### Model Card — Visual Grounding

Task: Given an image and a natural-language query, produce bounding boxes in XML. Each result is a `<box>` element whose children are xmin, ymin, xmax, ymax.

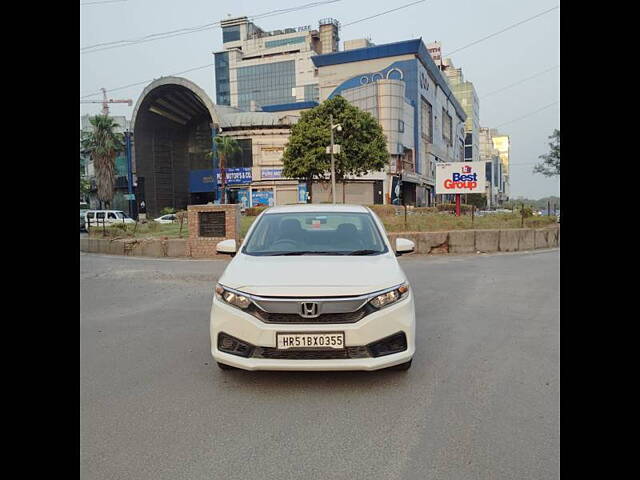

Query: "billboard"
<box><xmin>435</xmin><ymin>162</ymin><xmax>486</xmax><ymax>194</ymax></box>
<box><xmin>189</xmin><ymin>168</ymin><xmax>252</xmax><ymax>192</ymax></box>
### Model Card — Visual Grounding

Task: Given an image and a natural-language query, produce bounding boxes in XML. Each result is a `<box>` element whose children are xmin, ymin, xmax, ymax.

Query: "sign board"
<box><xmin>325</xmin><ymin>145</ymin><xmax>341</xmax><ymax>154</ymax></box>
<box><xmin>123</xmin><ymin>194</ymin><xmax>135</xmax><ymax>200</ymax></box>
<box><xmin>261</xmin><ymin>168</ymin><xmax>284</xmax><ymax>179</ymax></box>
<box><xmin>251</xmin><ymin>190</ymin><xmax>274</xmax><ymax>207</ymax></box>
<box><xmin>297</xmin><ymin>183</ymin><xmax>308</xmax><ymax>203</ymax></box>
<box><xmin>435</xmin><ymin>162</ymin><xmax>486</xmax><ymax>194</ymax></box>
<box><xmin>189</xmin><ymin>168</ymin><xmax>252</xmax><ymax>192</ymax></box>
<box><xmin>199</xmin><ymin>211</ymin><xmax>226</xmax><ymax>237</ymax></box>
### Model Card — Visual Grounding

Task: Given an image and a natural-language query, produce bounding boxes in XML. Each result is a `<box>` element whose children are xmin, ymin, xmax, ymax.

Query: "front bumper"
<box><xmin>210</xmin><ymin>291</ymin><xmax>416</xmax><ymax>371</ymax></box>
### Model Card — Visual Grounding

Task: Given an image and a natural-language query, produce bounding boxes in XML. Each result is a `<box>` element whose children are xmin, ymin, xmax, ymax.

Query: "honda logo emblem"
<box><xmin>300</xmin><ymin>302</ymin><xmax>319</xmax><ymax>318</ymax></box>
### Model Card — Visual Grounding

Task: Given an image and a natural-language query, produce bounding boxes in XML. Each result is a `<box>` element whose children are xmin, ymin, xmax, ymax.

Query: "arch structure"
<box><xmin>131</xmin><ymin>76</ymin><xmax>224</xmax><ymax>216</ymax></box>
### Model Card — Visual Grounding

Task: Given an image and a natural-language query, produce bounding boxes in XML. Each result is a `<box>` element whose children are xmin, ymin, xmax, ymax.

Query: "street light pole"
<box><xmin>330</xmin><ymin>114</ymin><xmax>336</xmax><ymax>204</ymax></box>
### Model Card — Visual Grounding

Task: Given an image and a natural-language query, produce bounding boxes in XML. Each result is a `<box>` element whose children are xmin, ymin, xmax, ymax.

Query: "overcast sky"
<box><xmin>80</xmin><ymin>0</ymin><xmax>559</xmax><ymax>199</ymax></box>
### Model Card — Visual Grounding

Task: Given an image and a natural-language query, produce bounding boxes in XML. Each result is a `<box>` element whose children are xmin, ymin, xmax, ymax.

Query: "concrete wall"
<box><xmin>81</xmin><ymin>226</ymin><xmax>559</xmax><ymax>258</ymax></box>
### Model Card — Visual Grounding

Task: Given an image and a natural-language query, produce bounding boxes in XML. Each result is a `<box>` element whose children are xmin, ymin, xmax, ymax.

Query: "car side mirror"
<box><xmin>395</xmin><ymin>238</ymin><xmax>415</xmax><ymax>256</ymax></box>
<box><xmin>216</xmin><ymin>239</ymin><xmax>237</xmax><ymax>255</ymax></box>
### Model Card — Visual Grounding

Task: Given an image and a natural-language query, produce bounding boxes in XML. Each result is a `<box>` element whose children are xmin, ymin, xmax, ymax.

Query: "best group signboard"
<box><xmin>435</xmin><ymin>162</ymin><xmax>486</xmax><ymax>194</ymax></box>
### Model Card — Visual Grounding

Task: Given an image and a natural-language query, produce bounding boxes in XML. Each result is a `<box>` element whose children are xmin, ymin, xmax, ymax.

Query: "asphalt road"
<box><xmin>80</xmin><ymin>249</ymin><xmax>559</xmax><ymax>480</ymax></box>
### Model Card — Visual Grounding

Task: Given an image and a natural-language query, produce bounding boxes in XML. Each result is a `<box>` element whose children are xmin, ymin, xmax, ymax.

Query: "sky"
<box><xmin>80</xmin><ymin>0</ymin><xmax>560</xmax><ymax>199</ymax></box>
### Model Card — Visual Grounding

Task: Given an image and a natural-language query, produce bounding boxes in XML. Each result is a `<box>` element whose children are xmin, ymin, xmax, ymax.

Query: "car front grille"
<box><xmin>248</xmin><ymin>305</ymin><xmax>371</xmax><ymax>324</ymax></box>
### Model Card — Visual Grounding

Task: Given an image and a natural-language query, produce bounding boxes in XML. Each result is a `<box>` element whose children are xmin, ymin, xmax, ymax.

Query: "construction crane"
<box><xmin>80</xmin><ymin>88</ymin><xmax>132</xmax><ymax>115</ymax></box>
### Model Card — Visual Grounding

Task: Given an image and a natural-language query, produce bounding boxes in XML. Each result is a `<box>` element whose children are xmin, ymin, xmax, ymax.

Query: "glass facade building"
<box><xmin>236</xmin><ymin>61</ymin><xmax>296</xmax><ymax>109</ymax></box>
<box><xmin>214</xmin><ymin>52</ymin><xmax>230</xmax><ymax>105</ymax></box>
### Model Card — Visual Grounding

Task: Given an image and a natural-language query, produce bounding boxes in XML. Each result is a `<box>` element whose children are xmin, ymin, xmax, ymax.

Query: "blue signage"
<box><xmin>262</xmin><ymin>168</ymin><xmax>284</xmax><ymax>179</ymax></box>
<box><xmin>252</xmin><ymin>190</ymin><xmax>274</xmax><ymax>207</ymax></box>
<box><xmin>297</xmin><ymin>183</ymin><xmax>308</xmax><ymax>203</ymax></box>
<box><xmin>189</xmin><ymin>168</ymin><xmax>252</xmax><ymax>192</ymax></box>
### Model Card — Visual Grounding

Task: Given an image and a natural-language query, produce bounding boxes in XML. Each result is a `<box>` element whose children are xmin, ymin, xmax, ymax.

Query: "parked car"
<box><xmin>153</xmin><ymin>214</ymin><xmax>177</xmax><ymax>224</ymax></box>
<box><xmin>210</xmin><ymin>204</ymin><xmax>416</xmax><ymax>372</ymax></box>
<box><xmin>80</xmin><ymin>209</ymin><xmax>89</xmax><ymax>231</ymax></box>
<box><xmin>85</xmin><ymin>210</ymin><xmax>135</xmax><ymax>228</ymax></box>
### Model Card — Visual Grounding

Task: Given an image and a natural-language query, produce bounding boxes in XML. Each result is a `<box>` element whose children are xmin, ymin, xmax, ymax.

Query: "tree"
<box><xmin>208</xmin><ymin>136</ymin><xmax>241</xmax><ymax>204</ymax></box>
<box><xmin>80</xmin><ymin>157</ymin><xmax>90</xmax><ymax>201</ymax></box>
<box><xmin>465</xmin><ymin>193</ymin><xmax>487</xmax><ymax>209</ymax></box>
<box><xmin>282</xmin><ymin>96</ymin><xmax>388</xmax><ymax>202</ymax></box>
<box><xmin>534</xmin><ymin>129</ymin><xmax>560</xmax><ymax>177</ymax></box>
<box><xmin>80</xmin><ymin>115</ymin><xmax>124</xmax><ymax>209</ymax></box>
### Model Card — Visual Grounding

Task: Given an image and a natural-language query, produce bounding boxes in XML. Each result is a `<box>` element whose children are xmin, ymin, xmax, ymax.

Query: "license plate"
<box><xmin>276</xmin><ymin>332</ymin><xmax>345</xmax><ymax>350</ymax></box>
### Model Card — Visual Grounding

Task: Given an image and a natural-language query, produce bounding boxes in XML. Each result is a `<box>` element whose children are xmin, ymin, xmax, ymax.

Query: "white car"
<box><xmin>210</xmin><ymin>204</ymin><xmax>416</xmax><ymax>372</ymax></box>
<box><xmin>154</xmin><ymin>214</ymin><xmax>177</xmax><ymax>224</ymax></box>
<box><xmin>85</xmin><ymin>210</ymin><xmax>135</xmax><ymax>228</ymax></box>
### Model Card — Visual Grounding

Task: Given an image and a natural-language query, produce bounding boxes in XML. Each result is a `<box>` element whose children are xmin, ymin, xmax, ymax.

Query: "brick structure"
<box><xmin>187</xmin><ymin>204</ymin><xmax>241</xmax><ymax>258</ymax></box>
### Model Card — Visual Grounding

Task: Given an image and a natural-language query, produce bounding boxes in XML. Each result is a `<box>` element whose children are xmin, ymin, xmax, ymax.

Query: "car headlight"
<box><xmin>369</xmin><ymin>283</ymin><xmax>409</xmax><ymax>309</ymax></box>
<box><xmin>215</xmin><ymin>284</ymin><xmax>251</xmax><ymax>309</ymax></box>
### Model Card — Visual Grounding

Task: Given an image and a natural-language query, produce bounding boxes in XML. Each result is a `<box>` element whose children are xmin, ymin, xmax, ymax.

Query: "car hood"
<box><xmin>219</xmin><ymin>252</ymin><xmax>407</xmax><ymax>297</ymax></box>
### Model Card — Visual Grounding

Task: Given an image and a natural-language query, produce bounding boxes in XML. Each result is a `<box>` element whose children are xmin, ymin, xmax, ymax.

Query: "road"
<box><xmin>80</xmin><ymin>249</ymin><xmax>559</xmax><ymax>480</ymax></box>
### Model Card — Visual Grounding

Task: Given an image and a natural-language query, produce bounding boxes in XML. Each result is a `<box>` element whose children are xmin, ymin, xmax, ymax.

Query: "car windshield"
<box><xmin>242</xmin><ymin>211</ymin><xmax>388</xmax><ymax>256</ymax></box>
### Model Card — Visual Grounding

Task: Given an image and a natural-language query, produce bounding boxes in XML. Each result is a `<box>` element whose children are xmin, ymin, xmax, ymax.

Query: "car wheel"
<box><xmin>390</xmin><ymin>360</ymin><xmax>412</xmax><ymax>371</ymax></box>
<box><xmin>217</xmin><ymin>362</ymin><xmax>237</xmax><ymax>370</ymax></box>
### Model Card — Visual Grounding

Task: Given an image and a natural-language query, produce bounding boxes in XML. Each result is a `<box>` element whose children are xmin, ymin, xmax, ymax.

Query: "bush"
<box><xmin>436</xmin><ymin>203</ymin><xmax>473</xmax><ymax>214</ymax></box>
<box><xmin>245</xmin><ymin>206</ymin><xmax>268</xmax><ymax>216</ymax></box>
<box><xmin>366</xmin><ymin>205</ymin><xmax>397</xmax><ymax>216</ymax></box>
<box><xmin>161</xmin><ymin>207</ymin><xmax>176</xmax><ymax>215</ymax></box>
<box><xmin>414</xmin><ymin>207</ymin><xmax>438</xmax><ymax>215</ymax></box>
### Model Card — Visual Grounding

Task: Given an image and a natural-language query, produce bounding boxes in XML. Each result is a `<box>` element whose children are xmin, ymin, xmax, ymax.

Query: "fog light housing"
<box><xmin>367</xmin><ymin>332</ymin><xmax>407</xmax><ymax>358</ymax></box>
<box><xmin>217</xmin><ymin>332</ymin><xmax>255</xmax><ymax>358</ymax></box>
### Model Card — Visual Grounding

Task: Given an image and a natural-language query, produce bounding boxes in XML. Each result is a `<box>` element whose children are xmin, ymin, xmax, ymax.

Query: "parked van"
<box><xmin>85</xmin><ymin>210</ymin><xmax>135</xmax><ymax>228</ymax></box>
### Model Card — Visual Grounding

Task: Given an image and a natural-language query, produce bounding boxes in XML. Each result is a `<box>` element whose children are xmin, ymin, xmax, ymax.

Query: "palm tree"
<box><xmin>80</xmin><ymin>115</ymin><xmax>124</xmax><ymax>209</ymax></box>
<box><xmin>209</xmin><ymin>136</ymin><xmax>241</xmax><ymax>204</ymax></box>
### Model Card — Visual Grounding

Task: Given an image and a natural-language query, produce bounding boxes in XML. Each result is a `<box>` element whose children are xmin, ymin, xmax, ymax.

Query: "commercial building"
<box><xmin>479</xmin><ymin>126</ymin><xmax>503</xmax><ymax>207</ymax></box>
<box><xmin>312</xmin><ymin>38</ymin><xmax>467</xmax><ymax>206</ymax></box>
<box><xmin>214</xmin><ymin>16</ymin><xmax>339</xmax><ymax>110</ymax></box>
<box><xmin>440</xmin><ymin>57</ymin><xmax>480</xmax><ymax>163</ymax></box>
<box><xmin>490</xmin><ymin>129</ymin><xmax>510</xmax><ymax>202</ymax></box>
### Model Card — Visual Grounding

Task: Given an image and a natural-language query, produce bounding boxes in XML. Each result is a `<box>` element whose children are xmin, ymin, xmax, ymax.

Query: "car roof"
<box><xmin>263</xmin><ymin>204</ymin><xmax>370</xmax><ymax>214</ymax></box>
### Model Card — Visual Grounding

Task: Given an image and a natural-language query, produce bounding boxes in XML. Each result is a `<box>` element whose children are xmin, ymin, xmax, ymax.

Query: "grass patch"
<box><xmin>89</xmin><ymin>211</ymin><xmax>557</xmax><ymax>240</ymax></box>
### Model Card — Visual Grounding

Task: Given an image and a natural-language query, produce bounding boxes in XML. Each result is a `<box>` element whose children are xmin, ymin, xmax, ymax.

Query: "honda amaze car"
<box><xmin>210</xmin><ymin>204</ymin><xmax>416</xmax><ymax>372</ymax></box>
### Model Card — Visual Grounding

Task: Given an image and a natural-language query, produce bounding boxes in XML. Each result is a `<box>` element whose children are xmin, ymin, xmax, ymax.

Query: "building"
<box><xmin>130</xmin><ymin>76</ymin><xmax>309</xmax><ymax>216</ymax></box>
<box><xmin>311</xmin><ymin>38</ymin><xmax>467</xmax><ymax>206</ymax></box>
<box><xmin>479</xmin><ymin>126</ymin><xmax>503</xmax><ymax>207</ymax></box>
<box><xmin>440</xmin><ymin>57</ymin><xmax>480</xmax><ymax>163</ymax></box>
<box><xmin>214</xmin><ymin>16</ymin><xmax>340</xmax><ymax>110</ymax></box>
<box><xmin>490</xmin><ymin>129</ymin><xmax>510</xmax><ymax>202</ymax></box>
<box><xmin>80</xmin><ymin>115</ymin><xmax>133</xmax><ymax>211</ymax></box>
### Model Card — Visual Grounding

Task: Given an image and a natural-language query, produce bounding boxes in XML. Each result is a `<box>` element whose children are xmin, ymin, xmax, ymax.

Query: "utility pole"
<box><xmin>329</xmin><ymin>114</ymin><xmax>342</xmax><ymax>204</ymax></box>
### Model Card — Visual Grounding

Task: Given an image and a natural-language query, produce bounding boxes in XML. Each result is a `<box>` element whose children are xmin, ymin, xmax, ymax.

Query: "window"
<box><xmin>303</xmin><ymin>84</ymin><xmax>319</xmax><ymax>102</ymax></box>
<box><xmin>398</xmin><ymin>120</ymin><xmax>405</xmax><ymax>133</ymax></box>
<box><xmin>115</xmin><ymin>212</ymin><xmax>130</xmax><ymax>219</ymax></box>
<box><xmin>442</xmin><ymin>109</ymin><xmax>452</xmax><ymax>146</ymax></box>
<box><xmin>222</xmin><ymin>26</ymin><xmax>241</xmax><ymax>43</ymax></box>
<box><xmin>265</xmin><ymin>36</ymin><xmax>306</xmax><ymax>48</ymax></box>
<box><xmin>236</xmin><ymin>61</ymin><xmax>296</xmax><ymax>109</ymax></box>
<box><xmin>108</xmin><ymin>212</ymin><xmax>117</xmax><ymax>219</ymax></box>
<box><xmin>225</xmin><ymin>138</ymin><xmax>253</xmax><ymax>168</ymax></box>
<box><xmin>214</xmin><ymin>52</ymin><xmax>230</xmax><ymax>105</ymax></box>
<box><xmin>87</xmin><ymin>212</ymin><xmax>95</xmax><ymax>219</ymax></box>
<box><xmin>465</xmin><ymin>146</ymin><xmax>473</xmax><ymax>159</ymax></box>
<box><xmin>420</xmin><ymin>97</ymin><xmax>433</xmax><ymax>143</ymax></box>
<box><xmin>96</xmin><ymin>212</ymin><xmax>105</xmax><ymax>219</ymax></box>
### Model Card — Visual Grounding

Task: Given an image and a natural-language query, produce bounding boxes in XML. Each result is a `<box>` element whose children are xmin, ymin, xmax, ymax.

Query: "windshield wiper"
<box><xmin>346</xmin><ymin>249</ymin><xmax>380</xmax><ymax>256</ymax></box>
<box><xmin>265</xmin><ymin>251</ymin><xmax>346</xmax><ymax>256</ymax></box>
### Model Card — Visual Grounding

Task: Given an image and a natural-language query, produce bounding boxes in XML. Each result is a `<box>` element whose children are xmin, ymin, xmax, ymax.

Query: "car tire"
<box><xmin>217</xmin><ymin>362</ymin><xmax>237</xmax><ymax>370</ymax></box>
<box><xmin>390</xmin><ymin>359</ymin><xmax>412</xmax><ymax>371</ymax></box>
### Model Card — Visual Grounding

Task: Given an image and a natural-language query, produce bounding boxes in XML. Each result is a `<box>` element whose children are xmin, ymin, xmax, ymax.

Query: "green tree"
<box><xmin>80</xmin><ymin>115</ymin><xmax>124</xmax><ymax>209</ymax></box>
<box><xmin>80</xmin><ymin>157</ymin><xmax>90</xmax><ymax>201</ymax></box>
<box><xmin>534</xmin><ymin>129</ymin><xmax>560</xmax><ymax>177</ymax></box>
<box><xmin>465</xmin><ymin>193</ymin><xmax>487</xmax><ymax>209</ymax></box>
<box><xmin>208</xmin><ymin>136</ymin><xmax>241</xmax><ymax>204</ymax></box>
<box><xmin>282</xmin><ymin>96</ymin><xmax>388</xmax><ymax>202</ymax></box>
